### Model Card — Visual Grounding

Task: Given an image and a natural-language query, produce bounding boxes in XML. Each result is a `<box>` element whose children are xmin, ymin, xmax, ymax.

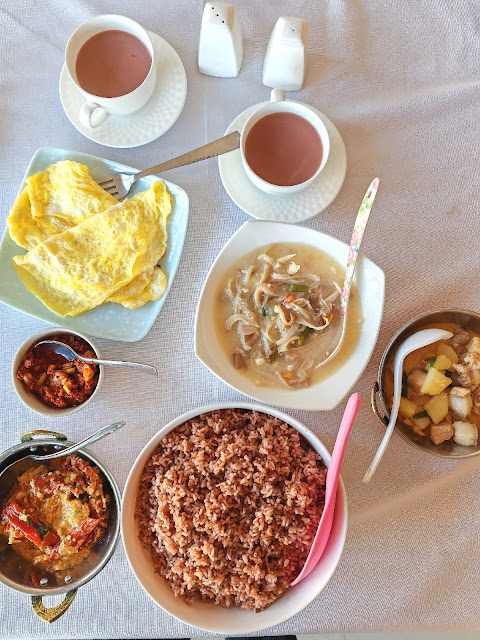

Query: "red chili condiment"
<box><xmin>3</xmin><ymin>501</ymin><xmax>60</xmax><ymax>549</ymax></box>
<box><xmin>17</xmin><ymin>333</ymin><xmax>99</xmax><ymax>408</ymax></box>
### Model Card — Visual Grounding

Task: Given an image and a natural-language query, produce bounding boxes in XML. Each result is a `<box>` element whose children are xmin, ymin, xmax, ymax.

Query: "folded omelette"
<box><xmin>7</xmin><ymin>161</ymin><xmax>118</xmax><ymax>250</ymax></box>
<box><xmin>13</xmin><ymin>180</ymin><xmax>172</xmax><ymax>316</ymax></box>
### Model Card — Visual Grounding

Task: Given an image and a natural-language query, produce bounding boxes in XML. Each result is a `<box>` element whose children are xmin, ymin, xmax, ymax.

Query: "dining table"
<box><xmin>1</xmin><ymin>0</ymin><xmax>479</xmax><ymax>637</ymax></box>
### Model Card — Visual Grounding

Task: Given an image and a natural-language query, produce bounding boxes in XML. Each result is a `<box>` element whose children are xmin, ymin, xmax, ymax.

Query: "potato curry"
<box><xmin>384</xmin><ymin>324</ymin><xmax>480</xmax><ymax>447</ymax></box>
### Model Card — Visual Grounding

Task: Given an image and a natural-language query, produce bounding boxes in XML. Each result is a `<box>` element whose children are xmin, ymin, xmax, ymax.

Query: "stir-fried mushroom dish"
<box><xmin>220</xmin><ymin>244</ymin><xmax>343</xmax><ymax>388</ymax></box>
<box><xmin>384</xmin><ymin>325</ymin><xmax>480</xmax><ymax>447</ymax></box>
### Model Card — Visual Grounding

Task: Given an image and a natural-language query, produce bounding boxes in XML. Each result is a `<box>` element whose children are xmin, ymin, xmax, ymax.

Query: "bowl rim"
<box><xmin>11</xmin><ymin>326</ymin><xmax>104</xmax><ymax>417</ymax></box>
<box><xmin>121</xmin><ymin>400</ymin><xmax>348</xmax><ymax>634</ymax></box>
<box><xmin>194</xmin><ymin>219</ymin><xmax>385</xmax><ymax>411</ymax></box>
<box><xmin>0</xmin><ymin>437</ymin><xmax>121</xmax><ymax>595</ymax></box>
<box><xmin>374</xmin><ymin>307</ymin><xmax>480</xmax><ymax>459</ymax></box>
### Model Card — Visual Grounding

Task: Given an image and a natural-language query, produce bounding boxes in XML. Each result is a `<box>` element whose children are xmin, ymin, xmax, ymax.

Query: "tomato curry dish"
<box><xmin>0</xmin><ymin>455</ymin><xmax>109</xmax><ymax>573</ymax></box>
<box><xmin>17</xmin><ymin>333</ymin><xmax>99</xmax><ymax>409</ymax></box>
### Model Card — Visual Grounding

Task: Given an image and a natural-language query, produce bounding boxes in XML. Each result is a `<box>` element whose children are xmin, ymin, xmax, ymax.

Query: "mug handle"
<box><xmin>79</xmin><ymin>101</ymin><xmax>109</xmax><ymax>128</ymax></box>
<box><xmin>31</xmin><ymin>590</ymin><xmax>77</xmax><ymax>623</ymax></box>
<box><xmin>270</xmin><ymin>88</ymin><xmax>285</xmax><ymax>103</ymax></box>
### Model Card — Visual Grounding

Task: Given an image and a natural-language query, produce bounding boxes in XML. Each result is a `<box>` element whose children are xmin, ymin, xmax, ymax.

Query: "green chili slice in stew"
<box><xmin>413</xmin><ymin>410</ymin><xmax>428</xmax><ymax>419</ymax></box>
<box><xmin>298</xmin><ymin>327</ymin><xmax>313</xmax><ymax>346</ymax></box>
<box><xmin>291</xmin><ymin>283</ymin><xmax>309</xmax><ymax>292</ymax></box>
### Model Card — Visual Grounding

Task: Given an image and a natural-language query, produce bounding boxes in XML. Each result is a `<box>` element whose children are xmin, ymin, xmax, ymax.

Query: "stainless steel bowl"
<box><xmin>0</xmin><ymin>430</ymin><xmax>120</xmax><ymax>622</ymax></box>
<box><xmin>371</xmin><ymin>308</ymin><xmax>480</xmax><ymax>459</ymax></box>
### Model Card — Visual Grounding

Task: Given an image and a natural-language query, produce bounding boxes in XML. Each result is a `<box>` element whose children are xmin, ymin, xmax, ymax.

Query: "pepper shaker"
<box><xmin>198</xmin><ymin>2</ymin><xmax>243</xmax><ymax>77</ymax></box>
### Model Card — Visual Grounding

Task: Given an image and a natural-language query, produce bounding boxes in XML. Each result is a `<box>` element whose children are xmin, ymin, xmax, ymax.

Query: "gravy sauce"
<box><xmin>215</xmin><ymin>243</ymin><xmax>363</xmax><ymax>390</ymax></box>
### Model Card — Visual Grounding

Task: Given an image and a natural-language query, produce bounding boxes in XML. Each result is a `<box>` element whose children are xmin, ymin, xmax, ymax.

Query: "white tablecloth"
<box><xmin>1</xmin><ymin>1</ymin><xmax>479</xmax><ymax>637</ymax></box>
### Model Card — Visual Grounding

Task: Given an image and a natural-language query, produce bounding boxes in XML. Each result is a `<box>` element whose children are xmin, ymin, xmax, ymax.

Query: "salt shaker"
<box><xmin>263</xmin><ymin>17</ymin><xmax>308</xmax><ymax>91</ymax></box>
<box><xmin>198</xmin><ymin>2</ymin><xmax>243</xmax><ymax>77</ymax></box>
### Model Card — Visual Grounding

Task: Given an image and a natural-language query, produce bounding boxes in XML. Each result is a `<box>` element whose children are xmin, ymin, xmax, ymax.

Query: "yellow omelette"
<box><xmin>108</xmin><ymin>267</ymin><xmax>168</xmax><ymax>310</ymax></box>
<box><xmin>13</xmin><ymin>180</ymin><xmax>172</xmax><ymax>316</ymax></box>
<box><xmin>7</xmin><ymin>161</ymin><xmax>118</xmax><ymax>250</ymax></box>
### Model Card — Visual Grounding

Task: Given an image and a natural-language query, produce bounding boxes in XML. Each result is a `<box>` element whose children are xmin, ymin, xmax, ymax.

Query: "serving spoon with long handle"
<box><xmin>362</xmin><ymin>328</ymin><xmax>453</xmax><ymax>484</ymax></box>
<box><xmin>35</xmin><ymin>340</ymin><xmax>158</xmax><ymax>376</ymax></box>
<box><xmin>29</xmin><ymin>421</ymin><xmax>126</xmax><ymax>461</ymax></box>
<box><xmin>290</xmin><ymin>393</ymin><xmax>361</xmax><ymax>586</ymax></box>
<box><xmin>318</xmin><ymin>178</ymin><xmax>379</xmax><ymax>368</ymax></box>
<box><xmin>0</xmin><ymin>423</ymin><xmax>126</xmax><ymax>480</ymax></box>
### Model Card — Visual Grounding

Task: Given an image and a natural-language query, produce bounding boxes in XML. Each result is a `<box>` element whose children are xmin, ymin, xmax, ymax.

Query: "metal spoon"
<box><xmin>35</xmin><ymin>340</ymin><xmax>158</xmax><ymax>377</ymax></box>
<box><xmin>362</xmin><ymin>328</ymin><xmax>453</xmax><ymax>483</ymax></box>
<box><xmin>0</xmin><ymin>422</ymin><xmax>126</xmax><ymax>482</ymax></box>
<box><xmin>30</xmin><ymin>421</ymin><xmax>126</xmax><ymax>461</ymax></box>
<box><xmin>318</xmin><ymin>178</ymin><xmax>379</xmax><ymax>368</ymax></box>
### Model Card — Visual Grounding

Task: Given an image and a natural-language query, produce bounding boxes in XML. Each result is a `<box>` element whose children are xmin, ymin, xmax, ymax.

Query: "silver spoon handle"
<box><xmin>30</xmin><ymin>421</ymin><xmax>126</xmax><ymax>461</ymax></box>
<box><xmin>134</xmin><ymin>131</ymin><xmax>241</xmax><ymax>180</ymax></box>
<box><xmin>81</xmin><ymin>356</ymin><xmax>158</xmax><ymax>376</ymax></box>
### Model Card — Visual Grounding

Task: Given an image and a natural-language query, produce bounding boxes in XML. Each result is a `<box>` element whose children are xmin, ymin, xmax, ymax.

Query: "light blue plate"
<box><xmin>0</xmin><ymin>147</ymin><xmax>189</xmax><ymax>342</ymax></box>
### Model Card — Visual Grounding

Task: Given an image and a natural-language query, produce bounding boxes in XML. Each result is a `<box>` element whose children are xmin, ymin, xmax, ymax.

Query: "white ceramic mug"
<box><xmin>240</xmin><ymin>89</ymin><xmax>330</xmax><ymax>196</ymax></box>
<box><xmin>65</xmin><ymin>14</ymin><xmax>156</xmax><ymax>129</ymax></box>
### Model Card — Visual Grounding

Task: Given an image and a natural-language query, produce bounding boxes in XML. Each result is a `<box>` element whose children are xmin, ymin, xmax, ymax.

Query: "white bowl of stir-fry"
<box><xmin>195</xmin><ymin>220</ymin><xmax>385</xmax><ymax>411</ymax></box>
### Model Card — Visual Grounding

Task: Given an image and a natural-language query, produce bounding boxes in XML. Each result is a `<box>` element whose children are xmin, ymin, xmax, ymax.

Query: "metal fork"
<box><xmin>96</xmin><ymin>131</ymin><xmax>240</xmax><ymax>198</ymax></box>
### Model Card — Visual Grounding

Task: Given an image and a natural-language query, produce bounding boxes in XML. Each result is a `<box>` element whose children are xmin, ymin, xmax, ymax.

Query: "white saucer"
<box><xmin>218</xmin><ymin>101</ymin><xmax>347</xmax><ymax>222</ymax></box>
<box><xmin>59</xmin><ymin>30</ymin><xmax>187</xmax><ymax>149</ymax></box>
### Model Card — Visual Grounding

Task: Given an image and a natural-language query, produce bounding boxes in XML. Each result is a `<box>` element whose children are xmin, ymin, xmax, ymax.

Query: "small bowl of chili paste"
<box><xmin>12</xmin><ymin>328</ymin><xmax>104</xmax><ymax>416</ymax></box>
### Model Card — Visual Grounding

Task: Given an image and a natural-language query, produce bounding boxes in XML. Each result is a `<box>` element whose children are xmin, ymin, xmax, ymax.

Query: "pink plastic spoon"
<box><xmin>290</xmin><ymin>393</ymin><xmax>361</xmax><ymax>586</ymax></box>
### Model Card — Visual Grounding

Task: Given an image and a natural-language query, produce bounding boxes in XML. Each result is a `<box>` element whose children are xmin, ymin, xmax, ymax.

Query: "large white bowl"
<box><xmin>122</xmin><ymin>401</ymin><xmax>348</xmax><ymax>634</ymax></box>
<box><xmin>195</xmin><ymin>220</ymin><xmax>385</xmax><ymax>411</ymax></box>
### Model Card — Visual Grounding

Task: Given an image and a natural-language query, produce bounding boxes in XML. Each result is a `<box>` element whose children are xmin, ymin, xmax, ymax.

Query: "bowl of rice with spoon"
<box><xmin>122</xmin><ymin>402</ymin><xmax>348</xmax><ymax>634</ymax></box>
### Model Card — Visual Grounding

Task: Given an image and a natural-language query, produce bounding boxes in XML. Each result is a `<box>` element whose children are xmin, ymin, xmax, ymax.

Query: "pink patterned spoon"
<box><xmin>318</xmin><ymin>178</ymin><xmax>379</xmax><ymax>367</ymax></box>
<box><xmin>290</xmin><ymin>392</ymin><xmax>361</xmax><ymax>586</ymax></box>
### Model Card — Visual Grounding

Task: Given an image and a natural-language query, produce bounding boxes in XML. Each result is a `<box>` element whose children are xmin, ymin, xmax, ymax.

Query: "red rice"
<box><xmin>135</xmin><ymin>409</ymin><xmax>326</xmax><ymax>611</ymax></box>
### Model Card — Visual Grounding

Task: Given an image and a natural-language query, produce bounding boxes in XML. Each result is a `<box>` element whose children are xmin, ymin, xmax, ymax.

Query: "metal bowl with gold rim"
<box><xmin>371</xmin><ymin>308</ymin><xmax>480</xmax><ymax>459</ymax></box>
<box><xmin>0</xmin><ymin>430</ymin><xmax>120</xmax><ymax>623</ymax></box>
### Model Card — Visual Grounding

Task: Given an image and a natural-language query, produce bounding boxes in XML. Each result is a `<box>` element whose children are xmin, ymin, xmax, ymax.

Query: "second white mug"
<box><xmin>240</xmin><ymin>89</ymin><xmax>330</xmax><ymax>196</ymax></box>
